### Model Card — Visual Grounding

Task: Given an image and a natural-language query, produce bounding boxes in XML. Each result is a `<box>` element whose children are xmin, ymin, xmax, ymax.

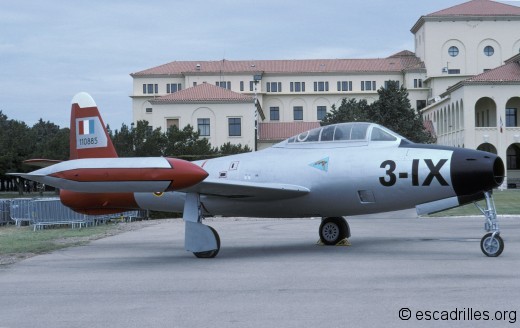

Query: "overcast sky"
<box><xmin>1</xmin><ymin>0</ymin><xmax>518</xmax><ymax>129</ymax></box>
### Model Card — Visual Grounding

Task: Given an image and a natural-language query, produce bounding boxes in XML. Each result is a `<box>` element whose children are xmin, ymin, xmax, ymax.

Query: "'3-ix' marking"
<box><xmin>379</xmin><ymin>159</ymin><xmax>449</xmax><ymax>187</ymax></box>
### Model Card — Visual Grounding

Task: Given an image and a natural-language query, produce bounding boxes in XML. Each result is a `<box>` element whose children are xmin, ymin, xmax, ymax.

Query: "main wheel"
<box><xmin>193</xmin><ymin>226</ymin><xmax>221</xmax><ymax>258</ymax></box>
<box><xmin>480</xmin><ymin>232</ymin><xmax>504</xmax><ymax>257</ymax></box>
<box><xmin>319</xmin><ymin>217</ymin><xmax>348</xmax><ymax>245</ymax></box>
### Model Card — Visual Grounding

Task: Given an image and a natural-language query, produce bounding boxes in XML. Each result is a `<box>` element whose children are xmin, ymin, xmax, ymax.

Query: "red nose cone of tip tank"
<box><xmin>165</xmin><ymin>158</ymin><xmax>208</xmax><ymax>190</ymax></box>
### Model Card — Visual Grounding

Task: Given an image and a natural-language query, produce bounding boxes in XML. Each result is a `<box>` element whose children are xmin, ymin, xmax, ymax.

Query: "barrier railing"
<box><xmin>5</xmin><ymin>197</ymin><xmax>148</xmax><ymax>230</ymax></box>
<box><xmin>0</xmin><ymin>199</ymin><xmax>12</xmax><ymax>225</ymax></box>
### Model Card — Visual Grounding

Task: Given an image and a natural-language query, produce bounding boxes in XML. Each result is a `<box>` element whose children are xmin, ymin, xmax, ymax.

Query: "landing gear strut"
<box><xmin>475</xmin><ymin>191</ymin><xmax>504</xmax><ymax>257</ymax></box>
<box><xmin>183</xmin><ymin>193</ymin><xmax>220</xmax><ymax>258</ymax></box>
<box><xmin>319</xmin><ymin>217</ymin><xmax>350</xmax><ymax>245</ymax></box>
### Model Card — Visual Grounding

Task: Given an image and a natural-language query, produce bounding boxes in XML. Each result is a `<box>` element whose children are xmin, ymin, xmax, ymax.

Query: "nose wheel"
<box><xmin>475</xmin><ymin>191</ymin><xmax>504</xmax><ymax>257</ymax></box>
<box><xmin>480</xmin><ymin>232</ymin><xmax>504</xmax><ymax>257</ymax></box>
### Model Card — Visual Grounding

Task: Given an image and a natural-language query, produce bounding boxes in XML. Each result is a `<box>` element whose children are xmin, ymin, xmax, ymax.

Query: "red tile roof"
<box><xmin>442</xmin><ymin>55</ymin><xmax>520</xmax><ymax>95</ymax></box>
<box><xmin>411</xmin><ymin>0</ymin><xmax>520</xmax><ymax>32</ymax></box>
<box><xmin>466</xmin><ymin>61</ymin><xmax>520</xmax><ymax>83</ymax></box>
<box><xmin>132</xmin><ymin>53</ymin><xmax>424</xmax><ymax>77</ymax></box>
<box><xmin>258</xmin><ymin>122</ymin><xmax>321</xmax><ymax>141</ymax></box>
<box><xmin>150</xmin><ymin>83</ymin><xmax>254</xmax><ymax>104</ymax></box>
<box><xmin>427</xmin><ymin>0</ymin><xmax>520</xmax><ymax>17</ymax></box>
<box><xmin>423</xmin><ymin>120</ymin><xmax>437</xmax><ymax>138</ymax></box>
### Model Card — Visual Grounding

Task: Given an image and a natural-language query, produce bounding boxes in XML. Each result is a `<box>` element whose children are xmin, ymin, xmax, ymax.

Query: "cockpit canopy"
<box><xmin>276</xmin><ymin>122</ymin><xmax>406</xmax><ymax>148</ymax></box>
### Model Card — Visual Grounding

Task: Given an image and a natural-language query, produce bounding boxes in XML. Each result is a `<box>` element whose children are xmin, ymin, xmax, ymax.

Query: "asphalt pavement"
<box><xmin>0</xmin><ymin>211</ymin><xmax>519</xmax><ymax>328</ymax></box>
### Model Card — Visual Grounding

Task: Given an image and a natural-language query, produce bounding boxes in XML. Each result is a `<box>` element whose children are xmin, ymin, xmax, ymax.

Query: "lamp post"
<box><xmin>253</xmin><ymin>74</ymin><xmax>262</xmax><ymax>151</ymax></box>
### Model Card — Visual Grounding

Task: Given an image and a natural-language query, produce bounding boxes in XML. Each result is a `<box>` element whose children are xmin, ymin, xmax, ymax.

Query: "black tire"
<box><xmin>319</xmin><ymin>217</ymin><xmax>348</xmax><ymax>245</ymax></box>
<box><xmin>193</xmin><ymin>226</ymin><xmax>221</xmax><ymax>258</ymax></box>
<box><xmin>480</xmin><ymin>232</ymin><xmax>504</xmax><ymax>257</ymax></box>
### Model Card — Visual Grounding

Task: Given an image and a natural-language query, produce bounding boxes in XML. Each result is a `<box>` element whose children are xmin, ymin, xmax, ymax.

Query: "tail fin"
<box><xmin>69</xmin><ymin>92</ymin><xmax>118</xmax><ymax>159</ymax></box>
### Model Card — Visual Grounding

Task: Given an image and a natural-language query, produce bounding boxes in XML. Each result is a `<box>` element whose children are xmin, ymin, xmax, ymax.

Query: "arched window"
<box><xmin>507</xmin><ymin>144</ymin><xmax>520</xmax><ymax>169</ymax></box>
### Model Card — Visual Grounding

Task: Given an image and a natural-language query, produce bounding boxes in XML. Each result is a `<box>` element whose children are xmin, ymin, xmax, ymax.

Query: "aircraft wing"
<box><xmin>181</xmin><ymin>179</ymin><xmax>310</xmax><ymax>200</ymax></box>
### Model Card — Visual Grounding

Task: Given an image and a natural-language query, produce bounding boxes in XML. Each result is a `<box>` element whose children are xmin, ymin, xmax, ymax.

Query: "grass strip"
<box><xmin>427</xmin><ymin>189</ymin><xmax>520</xmax><ymax>217</ymax></box>
<box><xmin>0</xmin><ymin>224</ymin><xmax>116</xmax><ymax>255</ymax></box>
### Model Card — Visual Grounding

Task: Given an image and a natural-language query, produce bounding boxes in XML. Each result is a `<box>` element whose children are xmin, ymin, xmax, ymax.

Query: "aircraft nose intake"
<box><xmin>451</xmin><ymin>148</ymin><xmax>505</xmax><ymax>197</ymax></box>
<box><xmin>165</xmin><ymin>158</ymin><xmax>208</xmax><ymax>190</ymax></box>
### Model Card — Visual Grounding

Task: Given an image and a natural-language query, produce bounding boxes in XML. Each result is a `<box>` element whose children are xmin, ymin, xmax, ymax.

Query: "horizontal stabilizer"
<box><xmin>7</xmin><ymin>172</ymin><xmax>45</xmax><ymax>180</ymax></box>
<box><xmin>181</xmin><ymin>178</ymin><xmax>310</xmax><ymax>200</ymax></box>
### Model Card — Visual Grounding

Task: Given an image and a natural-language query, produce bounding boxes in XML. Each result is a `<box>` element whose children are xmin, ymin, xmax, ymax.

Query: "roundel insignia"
<box><xmin>153</xmin><ymin>192</ymin><xmax>164</xmax><ymax>197</ymax></box>
<box><xmin>309</xmin><ymin>157</ymin><xmax>329</xmax><ymax>172</ymax></box>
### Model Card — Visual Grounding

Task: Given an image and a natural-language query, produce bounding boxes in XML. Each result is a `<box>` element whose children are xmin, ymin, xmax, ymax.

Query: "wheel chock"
<box><xmin>316</xmin><ymin>238</ymin><xmax>351</xmax><ymax>246</ymax></box>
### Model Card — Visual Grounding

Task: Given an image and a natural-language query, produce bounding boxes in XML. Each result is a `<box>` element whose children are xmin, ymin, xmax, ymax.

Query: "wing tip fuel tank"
<box><xmin>72</xmin><ymin>92</ymin><xmax>97</xmax><ymax>108</ymax></box>
<box><xmin>17</xmin><ymin>157</ymin><xmax>208</xmax><ymax>193</ymax></box>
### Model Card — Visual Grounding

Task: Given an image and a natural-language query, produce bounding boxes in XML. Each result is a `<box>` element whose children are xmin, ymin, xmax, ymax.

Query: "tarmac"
<box><xmin>0</xmin><ymin>210</ymin><xmax>519</xmax><ymax>328</ymax></box>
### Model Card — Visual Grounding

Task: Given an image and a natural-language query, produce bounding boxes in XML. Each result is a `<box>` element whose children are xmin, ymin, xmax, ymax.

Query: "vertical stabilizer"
<box><xmin>69</xmin><ymin>92</ymin><xmax>118</xmax><ymax>159</ymax></box>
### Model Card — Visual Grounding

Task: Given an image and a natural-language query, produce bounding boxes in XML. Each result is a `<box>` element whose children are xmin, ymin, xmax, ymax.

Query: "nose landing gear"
<box><xmin>475</xmin><ymin>191</ymin><xmax>504</xmax><ymax>257</ymax></box>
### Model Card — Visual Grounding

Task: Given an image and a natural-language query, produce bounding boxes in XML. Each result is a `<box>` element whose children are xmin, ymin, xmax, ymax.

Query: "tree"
<box><xmin>30</xmin><ymin>119</ymin><xmax>69</xmax><ymax>160</ymax></box>
<box><xmin>321</xmin><ymin>82</ymin><xmax>434</xmax><ymax>143</ymax></box>
<box><xmin>164</xmin><ymin>125</ymin><xmax>215</xmax><ymax>160</ymax></box>
<box><xmin>0</xmin><ymin>112</ymin><xmax>34</xmax><ymax>192</ymax></box>
<box><xmin>368</xmin><ymin>81</ymin><xmax>434</xmax><ymax>143</ymax></box>
<box><xmin>111</xmin><ymin>123</ymin><xmax>135</xmax><ymax>157</ymax></box>
<box><xmin>217</xmin><ymin>142</ymin><xmax>252</xmax><ymax>156</ymax></box>
<box><xmin>138</xmin><ymin>125</ymin><xmax>166</xmax><ymax>157</ymax></box>
<box><xmin>321</xmin><ymin>98</ymin><xmax>370</xmax><ymax>125</ymax></box>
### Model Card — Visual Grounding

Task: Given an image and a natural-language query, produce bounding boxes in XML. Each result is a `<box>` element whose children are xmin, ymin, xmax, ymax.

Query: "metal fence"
<box><xmin>0</xmin><ymin>199</ymin><xmax>12</xmax><ymax>225</ymax></box>
<box><xmin>5</xmin><ymin>197</ymin><xmax>147</xmax><ymax>230</ymax></box>
<box><xmin>9</xmin><ymin>198</ymin><xmax>33</xmax><ymax>226</ymax></box>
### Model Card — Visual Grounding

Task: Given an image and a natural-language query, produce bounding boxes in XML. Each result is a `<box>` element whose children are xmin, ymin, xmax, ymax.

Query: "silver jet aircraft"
<box><xmin>17</xmin><ymin>93</ymin><xmax>506</xmax><ymax>258</ymax></box>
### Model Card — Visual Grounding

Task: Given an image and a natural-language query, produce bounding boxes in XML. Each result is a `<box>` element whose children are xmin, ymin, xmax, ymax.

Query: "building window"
<box><xmin>384</xmin><ymin>81</ymin><xmax>399</xmax><ymax>89</ymax></box>
<box><xmin>197</xmin><ymin>118</ymin><xmax>210</xmax><ymax>136</ymax></box>
<box><xmin>216</xmin><ymin>81</ymin><xmax>231</xmax><ymax>89</ymax></box>
<box><xmin>270</xmin><ymin>107</ymin><xmax>280</xmax><ymax>121</ymax></box>
<box><xmin>507</xmin><ymin>145</ymin><xmax>520</xmax><ymax>169</ymax></box>
<box><xmin>145</xmin><ymin>108</ymin><xmax>153</xmax><ymax>113</ymax></box>
<box><xmin>266</xmin><ymin>82</ymin><xmax>282</xmax><ymax>92</ymax></box>
<box><xmin>484</xmin><ymin>46</ymin><xmax>494</xmax><ymax>57</ymax></box>
<box><xmin>250</xmin><ymin>81</ymin><xmax>255</xmax><ymax>91</ymax></box>
<box><xmin>317</xmin><ymin>106</ymin><xmax>327</xmax><ymax>121</ymax></box>
<box><xmin>413</xmin><ymin>79</ymin><xmax>423</xmax><ymax>88</ymax></box>
<box><xmin>448</xmin><ymin>46</ymin><xmax>459</xmax><ymax>57</ymax></box>
<box><xmin>240</xmin><ymin>81</ymin><xmax>244</xmax><ymax>91</ymax></box>
<box><xmin>290</xmin><ymin>82</ymin><xmax>305</xmax><ymax>92</ymax></box>
<box><xmin>293</xmin><ymin>106</ymin><xmax>303</xmax><ymax>120</ymax></box>
<box><xmin>313</xmin><ymin>81</ymin><xmax>329</xmax><ymax>92</ymax></box>
<box><xmin>143</xmin><ymin>84</ymin><xmax>158</xmax><ymax>94</ymax></box>
<box><xmin>361</xmin><ymin>81</ymin><xmax>376</xmax><ymax>91</ymax></box>
<box><xmin>416</xmin><ymin>100</ymin><xmax>427</xmax><ymax>111</ymax></box>
<box><xmin>448</xmin><ymin>69</ymin><xmax>460</xmax><ymax>74</ymax></box>
<box><xmin>166</xmin><ymin>119</ymin><xmax>179</xmax><ymax>130</ymax></box>
<box><xmin>166</xmin><ymin>83</ymin><xmax>182</xmax><ymax>93</ymax></box>
<box><xmin>506</xmin><ymin>108</ymin><xmax>518</xmax><ymax>127</ymax></box>
<box><xmin>337</xmin><ymin>81</ymin><xmax>352</xmax><ymax>91</ymax></box>
<box><xmin>228</xmin><ymin>118</ymin><xmax>241</xmax><ymax>136</ymax></box>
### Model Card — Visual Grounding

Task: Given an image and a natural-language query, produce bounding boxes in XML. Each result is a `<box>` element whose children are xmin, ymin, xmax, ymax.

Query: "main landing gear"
<box><xmin>319</xmin><ymin>217</ymin><xmax>351</xmax><ymax>245</ymax></box>
<box><xmin>475</xmin><ymin>191</ymin><xmax>504</xmax><ymax>257</ymax></box>
<box><xmin>183</xmin><ymin>193</ymin><xmax>220</xmax><ymax>258</ymax></box>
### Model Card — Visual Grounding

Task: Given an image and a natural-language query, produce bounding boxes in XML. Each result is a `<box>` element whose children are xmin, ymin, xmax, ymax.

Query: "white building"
<box><xmin>417</xmin><ymin>0</ymin><xmax>520</xmax><ymax>187</ymax></box>
<box><xmin>131</xmin><ymin>53</ymin><xmax>428</xmax><ymax>150</ymax></box>
<box><xmin>130</xmin><ymin>0</ymin><xmax>520</xmax><ymax>185</ymax></box>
